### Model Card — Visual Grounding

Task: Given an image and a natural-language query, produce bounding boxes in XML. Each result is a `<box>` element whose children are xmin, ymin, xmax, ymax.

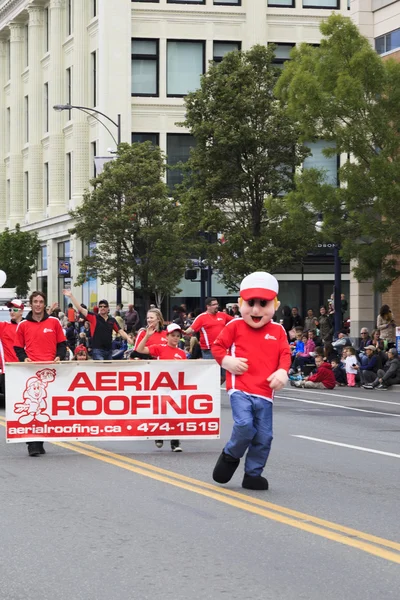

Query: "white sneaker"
<box><xmin>155</xmin><ymin>440</ymin><xmax>163</xmax><ymax>448</ymax></box>
<box><xmin>171</xmin><ymin>445</ymin><xmax>182</xmax><ymax>452</ymax></box>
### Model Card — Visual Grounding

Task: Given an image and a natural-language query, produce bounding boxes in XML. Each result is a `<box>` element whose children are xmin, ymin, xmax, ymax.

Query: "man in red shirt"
<box><xmin>136</xmin><ymin>322</ymin><xmax>186</xmax><ymax>451</ymax></box>
<box><xmin>14</xmin><ymin>291</ymin><xmax>66</xmax><ymax>457</ymax></box>
<box><xmin>184</xmin><ymin>297</ymin><xmax>233</xmax><ymax>359</ymax></box>
<box><xmin>0</xmin><ymin>299</ymin><xmax>25</xmax><ymax>407</ymax></box>
<box><xmin>212</xmin><ymin>272</ymin><xmax>291</xmax><ymax>491</ymax></box>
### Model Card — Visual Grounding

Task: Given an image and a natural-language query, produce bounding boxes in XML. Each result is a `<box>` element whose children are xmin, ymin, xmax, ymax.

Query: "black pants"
<box><xmin>0</xmin><ymin>373</ymin><xmax>5</xmax><ymax>408</ymax></box>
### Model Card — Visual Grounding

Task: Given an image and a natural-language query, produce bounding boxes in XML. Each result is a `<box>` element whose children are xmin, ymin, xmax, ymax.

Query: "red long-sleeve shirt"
<box><xmin>308</xmin><ymin>362</ymin><xmax>336</xmax><ymax>389</ymax></box>
<box><xmin>0</xmin><ymin>321</ymin><xmax>19</xmax><ymax>363</ymax></box>
<box><xmin>190</xmin><ymin>311</ymin><xmax>234</xmax><ymax>350</ymax></box>
<box><xmin>212</xmin><ymin>319</ymin><xmax>291</xmax><ymax>401</ymax></box>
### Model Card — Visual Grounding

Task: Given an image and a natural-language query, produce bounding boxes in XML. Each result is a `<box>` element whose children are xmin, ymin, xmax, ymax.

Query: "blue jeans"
<box><xmin>92</xmin><ymin>348</ymin><xmax>113</xmax><ymax>361</ymax></box>
<box><xmin>225</xmin><ymin>391</ymin><xmax>273</xmax><ymax>477</ymax></box>
<box><xmin>202</xmin><ymin>349</ymin><xmax>213</xmax><ymax>359</ymax></box>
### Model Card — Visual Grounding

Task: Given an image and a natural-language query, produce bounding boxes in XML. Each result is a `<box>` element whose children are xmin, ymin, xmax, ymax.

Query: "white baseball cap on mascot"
<box><xmin>240</xmin><ymin>271</ymin><xmax>279</xmax><ymax>301</ymax></box>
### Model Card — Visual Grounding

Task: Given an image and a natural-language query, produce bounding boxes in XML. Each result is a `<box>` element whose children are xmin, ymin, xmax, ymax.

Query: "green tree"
<box><xmin>276</xmin><ymin>14</ymin><xmax>400</xmax><ymax>291</ymax></box>
<box><xmin>70</xmin><ymin>142</ymin><xmax>186</xmax><ymax>308</ymax></box>
<box><xmin>0</xmin><ymin>225</ymin><xmax>41</xmax><ymax>297</ymax></box>
<box><xmin>177</xmin><ymin>44</ymin><xmax>319</xmax><ymax>292</ymax></box>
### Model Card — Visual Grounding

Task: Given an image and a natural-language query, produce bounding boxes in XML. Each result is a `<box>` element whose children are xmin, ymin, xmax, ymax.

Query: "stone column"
<box><xmin>349</xmin><ymin>0</ymin><xmax>374</xmax><ymax>45</ymax></box>
<box><xmin>0</xmin><ymin>39</ymin><xmax>7</xmax><ymax>230</ymax></box>
<box><xmin>245</xmin><ymin>0</ymin><xmax>267</xmax><ymax>49</ymax></box>
<box><xmin>71</xmin><ymin>0</ymin><xmax>89</xmax><ymax>210</ymax></box>
<box><xmin>8</xmin><ymin>22</ymin><xmax>25</xmax><ymax>228</ymax></box>
<box><xmin>27</xmin><ymin>5</ymin><xmax>45</xmax><ymax>222</ymax></box>
<box><xmin>349</xmin><ymin>260</ymin><xmax>376</xmax><ymax>343</ymax></box>
<box><xmin>48</xmin><ymin>0</ymin><xmax>66</xmax><ymax>216</ymax></box>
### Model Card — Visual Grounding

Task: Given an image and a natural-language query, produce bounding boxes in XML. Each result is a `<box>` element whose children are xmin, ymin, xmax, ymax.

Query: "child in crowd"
<box><xmin>345</xmin><ymin>346</ymin><xmax>359</xmax><ymax>387</ymax></box>
<box><xmin>331</xmin><ymin>357</ymin><xmax>347</xmax><ymax>386</ymax></box>
<box><xmin>290</xmin><ymin>328</ymin><xmax>305</xmax><ymax>357</ymax></box>
<box><xmin>72</xmin><ymin>345</ymin><xmax>90</xmax><ymax>361</ymax></box>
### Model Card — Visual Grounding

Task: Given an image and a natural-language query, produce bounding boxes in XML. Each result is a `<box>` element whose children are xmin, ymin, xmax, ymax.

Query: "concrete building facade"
<box><xmin>0</xmin><ymin>0</ymin><xmax>389</xmax><ymax>331</ymax></box>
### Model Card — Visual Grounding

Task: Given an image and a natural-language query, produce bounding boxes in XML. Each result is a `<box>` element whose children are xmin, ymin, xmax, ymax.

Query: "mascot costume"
<box><xmin>212</xmin><ymin>272</ymin><xmax>291</xmax><ymax>490</ymax></box>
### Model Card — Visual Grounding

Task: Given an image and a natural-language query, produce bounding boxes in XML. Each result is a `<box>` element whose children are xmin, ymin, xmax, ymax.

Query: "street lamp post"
<box><xmin>53</xmin><ymin>104</ymin><xmax>122</xmax><ymax>305</ymax></box>
<box><xmin>315</xmin><ymin>219</ymin><xmax>342</xmax><ymax>336</ymax></box>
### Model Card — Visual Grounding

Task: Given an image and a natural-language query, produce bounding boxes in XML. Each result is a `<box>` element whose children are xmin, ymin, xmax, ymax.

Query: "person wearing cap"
<box><xmin>13</xmin><ymin>291</ymin><xmax>67</xmax><ymax>457</ymax></box>
<box><xmin>62</xmin><ymin>290</ymin><xmax>133</xmax><ymax>360</ymax></box>
<box><xmin>0</xmin><ymin>299</ymin><xmax>25</xmax><ymax>407</ymax></box>
<box><xmin>72</xmin><ymin>345</ymin><xmax>90</xmax><ymax>361</ymax></box>
<box><xmin>354</xmin><ymin>345</ymin><xmax>380</xmax><ymax>385</ymax></box>
<box><xmin>211</xmin><ymin>271</ymin><xmax>291</xmax><ymax>491</ymax></box>
<box><xmin>136</xmin><ymin>322</ymin><xmax>186</xmax><ymax>452</ymax></box>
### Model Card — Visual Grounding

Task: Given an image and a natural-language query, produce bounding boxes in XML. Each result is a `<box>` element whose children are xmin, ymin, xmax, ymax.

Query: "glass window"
<box><xmin>167</xmin><ymin>0</ymin><xmax>205</xmax><ymax>3</ymax></box>
<box><xmin>302</xmin><ymin>0</ymin><xmax>339</xmax><ymax>7</ymax></box>
<box><xmin>213</xmin><ymin>41</ymin><xmax>241</xmax><ymax>63</ymax></box>
<box><xmin>375</xmin><ymin>36</ymin><xmax>386</xmax><ymax>55</ymax></box>
<box><xmin>24</xmin><ymin>172</ymin><xmax>29</xmax><ymax>211</ymax></box>
<box><xmin>24</xmin><ymin>95</ymin><xmax>29</xmax><ymax>143</ymax></box>
<box><xmin>270</xmin><ymin>43</ymin><xmax>295</xmax><ymax>66</ymax></box>
<box><xmin>38</xmin><ymin>245</ymin><xmax>48</xmax><ymax>271</ymax></box>
<box><xmin>131</xmin><ymin>39</ymin><xmax>159</xmax><ymax>96</ymax></box>
<box><xmin>214</xmin><ymin>0</ymin><xmax>241</xmax><ymax>4</ymax></box>
<box><xmin>91</xmin><ymin>51</ymin><xmax>97</xmax><ymax>106</ymax></box>
<box><xmin>167</xmin><ymin>134</ymin><xmax>196</xmax><ymax>189</ymax></box>
<box><xmin>167</xmin><ymin>41</ymin><xmax>205</xmax><ymax>97</ymax></box>
<box><xmin>268</xmin><ymin>0</ymin><xmax>294</xmax><ymax>6</ymax></box>
<box><xmin>303</xmin><ymin>140</ymin><xmax>338</xmax><ymax>186</ymax></box>
<box><xmin>44</xmin><ymin>163</ymin><xmax>49</xmax><ymax>206</ymax></box>
<box><xmin>132</xmin><ymin>133</ymin><xmax>160</xmax><ymax>145</ymax></box>
<box><xmin>44</xmin><ymin>83</ymin><xmax>48</xmax><ymax>133</ymax></box>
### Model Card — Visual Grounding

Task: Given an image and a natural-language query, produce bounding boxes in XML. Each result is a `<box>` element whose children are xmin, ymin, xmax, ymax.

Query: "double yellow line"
<box><xmin>1</xmin><ymin>414</ymin><xmax>400</xmax><ymax>564</ymax></box>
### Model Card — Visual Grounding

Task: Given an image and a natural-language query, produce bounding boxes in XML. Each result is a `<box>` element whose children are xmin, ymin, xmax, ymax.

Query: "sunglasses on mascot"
<box><xmin>9</xmin><ymin>308</ymin><xmax>20</xmax><ymax>313</ymax></box>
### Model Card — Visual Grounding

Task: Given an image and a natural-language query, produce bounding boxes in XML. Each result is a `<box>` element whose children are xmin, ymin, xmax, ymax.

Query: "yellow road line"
<box><xmin>1</xmin><ymin>416</ymin><xmax>400</xmax><ymax>563</ymax></box>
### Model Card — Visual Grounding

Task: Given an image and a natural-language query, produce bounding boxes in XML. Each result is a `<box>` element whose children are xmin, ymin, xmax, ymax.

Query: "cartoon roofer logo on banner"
<box><xmin>14</xmin><ymin>368</ymin><xmax>56</xmax><ymax>424</ymax></box>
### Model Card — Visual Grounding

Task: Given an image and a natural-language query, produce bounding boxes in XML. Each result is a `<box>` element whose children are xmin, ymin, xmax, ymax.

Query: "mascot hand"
<box><xmin>14</xmin><ymin>403</ymin><xmax>28</xmax><ymax>413</ymax></box>
<box><xmin>222</xmin><ymin>356</ymin><xmax>248</xmax><ymax>375</ymax></box>
<box><xmin>267</xmin><ymin>368</ymin><xmax>288</xmax><ymax>391</ymax></box>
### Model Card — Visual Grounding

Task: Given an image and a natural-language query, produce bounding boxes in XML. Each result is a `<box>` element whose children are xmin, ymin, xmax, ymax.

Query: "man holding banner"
<box><xmin>13</xmin><ymin>291</ymin><xmax>66</xmax><ymax>457</ymax></box>
<box><xmin>0</xmin><ymin>299</ymin><xmax>25</xmax><ymax>407</ymax></box>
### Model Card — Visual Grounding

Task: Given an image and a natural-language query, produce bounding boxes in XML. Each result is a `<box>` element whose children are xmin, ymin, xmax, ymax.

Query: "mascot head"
<box><xmin>239</xmin><ymin>271</ymin><xmax>280</xmax><ymax>329</ymax></box>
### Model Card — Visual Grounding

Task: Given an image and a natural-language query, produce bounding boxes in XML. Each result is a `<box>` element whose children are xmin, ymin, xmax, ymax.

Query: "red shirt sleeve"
<box><xmin>13</xmin><ymin>321</ymin><xmax>25</xmax><ymax>350</ymax></box>
<box><xmin>212</xmin><ymin>323</ymin><xmax>235</xmax><ymax>365</ymax></box>
<box><xmin>148</xmin><ymin>345</ymin><xmax>161</xmax><ymax>358</ymax></box>
<box><xmin>134</xmin><ymin>329</ymin><xmax>146</xmax><ymax>350</ymax></box>
<box><xmin>112</xmin><ymin>320</ymin><xmax>120</xmax><ymax>333</ymax></box>
<box><xmin>225</xmin><ymin>314</ymin><xmax>234</xmax><ymax>324</ymax></box>
<box><xmin>190</xmin><ymin>314</ymin><xmax>204</xmax><ymax>333</ymax></box>
<box><xmin>86</xmin><ymin>313</ymin><xmax>97</xmax><ymax>338</ymax></box>
<box><xmin>278</xmin><ymin>326</ymin><xmax>292</xmax><ymax>371</ymax></box>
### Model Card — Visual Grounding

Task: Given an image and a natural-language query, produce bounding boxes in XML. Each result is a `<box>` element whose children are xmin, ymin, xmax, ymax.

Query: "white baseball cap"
<box><xmin>6</xmin><ymin>299</ymin><xmax>25</xmax><ymax>310</ymax></box>
<box><xmin>240</xmin><ymin>272</ymin><xmax>279</xmax><ymax>301</ymax></box>
<box><xmin>167</xmin><ymin>323</ymin><xmax>182</xmax><ymax>334</ymax></box>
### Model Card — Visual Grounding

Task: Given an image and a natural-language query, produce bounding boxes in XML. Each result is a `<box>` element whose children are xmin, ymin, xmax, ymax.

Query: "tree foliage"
<box><xmin>276</xmin><ymin>14</ymin><xmax>400</xmax><ymax>291</ymax></box>
<box><xmin>0</xmin><ymin>224</ymin><xmax>41</xmax><ymax>297</ymax></box>
<box><xmin>177</xmin><ymin>44</ymin><xmax>319</xmax><ymax>291</ymax></box>
<box><xmin>70</xmin><ymin>143</ymin><xmax>186</xmax><ymax>307</ymax></box>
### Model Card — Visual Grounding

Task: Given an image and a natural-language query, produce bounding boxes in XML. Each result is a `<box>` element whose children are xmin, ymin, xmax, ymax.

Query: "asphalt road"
<box><xmin>1</xmin><ymin>385</ymin><xmax>400</xmax><ymax>600</ymax></box>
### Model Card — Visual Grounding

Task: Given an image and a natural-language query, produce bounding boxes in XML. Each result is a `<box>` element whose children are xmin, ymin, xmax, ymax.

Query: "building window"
<box><xmin>131</xmin><ymin>39</ymin><xmax>159</xmax><ymax>97</ymax></box>
<box><xmin>214</xmin><ymin>0</ymin><xmax>241</xmax><ymax>5</ymax></box>
<box><xmin>132</xmin><ymin>133</ymin><xmax>160</xmax><ymax>145</ymax></box>
<box><xmin>44</xmin><ymin>163</ymin><xmax>49</xmax><ymax>206</ymax></box>
<box><xmin>91</xmin><ymin>51</ymin><xmax>97</xmax><ymax>106</ymax></box>
<box><xmin>375</xmin><ymin>28</ymin><xmax>400</xmax><ymax>55</ymax></box>
<box><xmin>302</xmin><ymin>0</ymin><xmax>339</xmax><ymax>7</ymax></box>
<box><xmin>24</xmin><ymin>96</ymin><xmax>29</xmax><ymax>143</ymax></box>
<box><xmin>66</xmin><ymin>67</ymin><xmax>72</xmax><ymax>118</ymax></box>
<box><xmin>24</xmin><ymin>172</ymin><xmax>29</xmax><ymax>211</ymax></box>
<box><xmin>91</xmin><ymin>141</ymin><xmax>97</xmax><ymax>177</ymax></box>
<box><xmin>6</xmin><ymin>39</ymin><xmax>10</xmax><ymax>79</ymax></box>
<box><xmin>213</xmin><ymin>41</ymin><xmax>241</xmax><ymax>63</ymax></box>
<box><xmin>132</xmin><ymin>0</ymin><xmax>159</xmax><ymax>2</ymax></box>
<box><xmin>38</xmin><ymin>245</ymin><xmax>48</xmax><ymax>271</ymax></box>
<box><xmin>303</xmin><ymin>140</ymin><xmax>338</xmax><ymax>187</ymax></box>
<box><xmin>67</xmin><ymin>0</ymin><xmax>72</xmax><ymax>36</ymax></box>
<box><xmin>268</xmin><ymin>0</ymin><xmax>294</xmax><ymax>6</ymax></box>
<box><xmin>270</xmin><ymin>43</ymin><xmax>295</xmax><ymax>67</ymax></box>
<box><xmin>44</xmin><ymin>8</ymin><xmax>49</xmax><ymax>52</ymax></box>
<box><xmin>44</xmin><ymin>83</ymin><xmax>49</xmax><ymax>133</ymax></box>
<box><xmin>167</xmin><ymin>134</ymin><xmax>196</xmax><ymax>189</ymax></box>
<box><xmin>58</xmin><ymin>240</ymin><xmax>72</xmax><ymax>310</ymax></box>
<box><xmin>92</xmin><ymin>0</ymin><xmax>97</xmax><ymax>17</ymax></box>
<box><xmin>66</xmin><ymin>152</ymin><xmax>72</xmax><ymax>200</ymax></box>
<box><xmin>167</xmin><ymin>40</ymin><xmax>205</xmax><ymax>97</ymax></box>
<box><xmin>167</xmin><ymin>0</ymin><xmax>205</xmax><ymax>4</ymax></box>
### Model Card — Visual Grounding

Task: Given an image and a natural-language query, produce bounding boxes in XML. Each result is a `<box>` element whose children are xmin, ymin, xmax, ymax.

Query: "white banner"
<box><xmin>5</xmin><ymin>361</ymin><xmax>220</xmax><ymax>443</ymax></box>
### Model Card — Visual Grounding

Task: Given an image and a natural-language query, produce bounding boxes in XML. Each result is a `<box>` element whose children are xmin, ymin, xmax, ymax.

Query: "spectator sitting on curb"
<box><xmin>332</xmin><ymin>329</ymin><xmax>352</xmax><ymax>351</ymax></box>
<box><xmin>354</xmin><ymin>345</ymin><xmax>380</xmax><ymax>385</ymax></box>
<box><xmin>363</xmin><ymin>348</ymin><xmax>400</xmax><ymax>390</ymax></box>
<box><xmin>291</xmin><ymin>355</ymin><xmax>336</xmax><ymax>389</ymax></box>
<box><xmin>331</xmin><ymin>357</ymin><xmax>347</xmax><ymax>386</ymax></box>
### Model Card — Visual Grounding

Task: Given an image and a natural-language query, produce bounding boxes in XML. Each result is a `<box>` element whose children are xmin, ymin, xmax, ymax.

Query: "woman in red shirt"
<box><xmin>136</xmin><ymin>322</ymin><xmax>185</xmax><ymax>452</ymax></box>
<box><xmin>133</xmin><ymin>308</ymin><xmax>167</xmax><ymax>355</ymax></box>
